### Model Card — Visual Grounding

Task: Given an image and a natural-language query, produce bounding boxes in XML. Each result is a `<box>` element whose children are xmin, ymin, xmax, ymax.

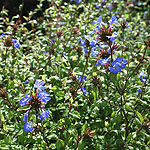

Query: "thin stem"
<box><xmin>5</xmin><ymin>97</ymin><xmax>23</xmax><ymax>123</ymax></box>
<box><xmin>121</xmin><ymin>29</ymin><xmax>125</xmax><ymax>56</ymax></box>
<box><xmin>80</xmin><ymin>47</ymin><xmax>91</xmax><ymax>84</ymax></box>
<box><xmin>42</xmin><ymin>40</ymin><xmax>54</xmax><ymax>71</ymax></box>
<box><xmin>122</xmin><ymin>43</ymin><xmax>149</xmax><ymax>92</ymax></box>
<box><xmin>76</xmin><ymin>79</ymin><xmax>92</xmax><ymax>104</ymax></box>
<box><xmin>19</xmin><ymin>0</ymin><xmax>24</xmax><ymax>20</ymax></box>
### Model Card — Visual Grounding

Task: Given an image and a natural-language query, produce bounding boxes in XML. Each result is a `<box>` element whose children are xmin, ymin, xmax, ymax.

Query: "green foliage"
<box><xmin>0</xmin><ymin>0</ymin><xmax>150</xmax><ymax>149</ymax></box>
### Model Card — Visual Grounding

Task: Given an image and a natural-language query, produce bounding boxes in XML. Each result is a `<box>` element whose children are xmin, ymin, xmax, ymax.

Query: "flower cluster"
<box><xmin>79</xmin><ymin>38</ymin><xmax>89</xmax><ymax>54</ymax></box>
<box><xmin>12</xmin><ymin>39</ymin><xmax>20</xmax><ymax>48</ymax></box>
<box><xmin>19</xmin><ymin>80</ymin><xmax>51</xmax><ymax>133</ymax></box>
<box><xmin>94</xmin><ymin>16</ymin><xmax>118</xmax><ymax>43</ymax></box>
<box><xmin>88</xmin><ymin>16</ymin><xmax>128</xmax><ymax>74</ymax></box>
<box><xmin>109</xmin><ymin>16</ymin><xmax>117</xmax><ymax>25</ymax></box>
<box><xmin>0</xmin><ymin>34</ymin><xmax>20</xmax><ymax>48</ymax></box>
<box><xmin>106</xmin><ymin>32</ymin><xmax>118</xmax><ymax>42</ymax></box>
<box><xmin>96</xmin><ymin>58</ymin><xmax>110</xmax><ymax>66</ymax></box>
<box><xmin>109</xmin><ymin>57</ymin><xmax>127</xmax><ymax>73</ymax></box>
<box><xmin>79</xmin><ymin>16</ymin><xmax>119</xmax><ymax>58</ymax></box>
<box><xmin>96</xmin><ymin>57</ymin><xmax>127</xmax><ymax>73</ymax></box>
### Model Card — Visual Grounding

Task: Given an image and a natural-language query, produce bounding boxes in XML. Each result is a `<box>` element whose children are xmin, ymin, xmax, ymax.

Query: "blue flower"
<box><xmin>91</xmin><ymin>48</ymin><xmax>99</xmax><ymax>57</ymax></box>
<box><xmin>114</xmin><ymin>57</ymin><xmax>127</xmax><ymax>67</ymax></box>
<box><xmin>109</xmin><ymin>65</ymin><xmax>121</xmax><ymax>73</ymax></box>
<box><xmin>108</xmin><ymin>48</ymin><xmax>116</xmax><ymax>54</ymax></box>
<box><xmin>111</xmin><ymin>57</ymin><xmax>127</xmax><ymax>67</ymax></box>
<box><xmin>44</xmin><ymin>51</ymin><xmax>47</xmax><ymax>54</ymax></box>
<box><xmin>63</xmin><ymin>52</ymin><xmax>66</xmax><ymax>56</ymax></box>
<box><xmin>139</xmin><ymin>72</ymin><xmax>147</xmax><ymax>82</ymax></box>
<box><xmin>94</xmin><ymin>25</ymin><xmax>100</xmax><ymax>32</ymax></box>
<box><xmin>144</xmin><ymin>11</ymin><xmax>149</xmax><ymax>16</ymax></box>
<box><xmin>34</xmin><ymin>80</ymin><xmax>46</xmax><ymax>91</ymax></box>
<box><xmin>80</xmin><ymin>38</ymin><xmax>86</xmax><ymax>47</ymax></box>
<box><xmin>109</xmin><ymin>57</ymin><xmax>127</xmax><ymax>73</ymax></box>
<box><xmin>83</xmin><ymin>47</ymin><xmax>88</xmax><ymax>54</ymax></box>
<box><xmin>107</xmin><ymin>3</ymin><xmax>112</xmax><ymax>11</ymax></box>
<box><xmin>93</xmin><ymin>16</ymin><xmax>102</xmax><ymax>25</ymax></box>
<box><xmin>109</xmin><ymin>16</ymin><xmax>117</xmax><ymax>25</ymax></box>
<box><xmin>96</xmin><ymin>5</ymin><xmax>100</xmax><ymax>9</ymax></box>
<box><xmin>38</xmin><ymin>91</ymin><xmax>51</xmax><ymax>103</ymax></box>
<box><xmin>14</xmin><ymin>42</ymin><xmax>20</xmax><ymax>48</ymax></box>
<box><xmin>24</xmin><ymin>122</ymin><xmax>33</xmax><ymax>133</ymax></box>
<box><xmin>12</xmin><ymin>39</ymin><xmax>20</xmax><ymax>48</ymax></box>
<box><xmin>138</xmin><ymin>88</ymin><xmax>142</xmax><ymax>94</ymax></box>
<box><xmin>97</xmin><ymin>16</ymin><xmax>102</xmax><ymax>24</ymax></box>
<box><xmin>83</xmin><ymin>34</ymin><xmax>91</xmax><ymax>39</ymax></box>
<box><xmin>0</xmin><ymin>34</ymin><xmax>5</xmax><ymax>39</ymax></box>
<box><xmin>99</xmin><ymin>44</ymin><xmax>107</xmax><ymax>49</ymax></box>
<box><xmin>75</xmin><ymin>0</ymin><xmax>82</xmax><ymax>4</ymax></box>
<box><xmin>78</xmin><ymin>86</ymin><xmax>86</xmax><ymax>95</ymax></box>
<box><xmin>107</xmin><ymin>32</ymin><xmax>118</xmax><ymax>42</ymax></box>
<box><xmin>23</xmin><ymin>111</ymin><xmax>29</xmax><ymax>123</ymax></box>
<box><xmin>96</xmin><ymin>58</ymin><xmax>110</xmax><ymax>66</ymax></box>
<box><xmin>90</xmin><ymin>40</ymin><xmax>97</xmax><ymax>47</ymax></box>
<box><xmin>93</xmin><ymin>21</ymin><xmax>97</xmax><ymax>24</ymax></box>
<box><xmin>81</xmin><ymin>86</ymin><xmax>86</xmax><ymax>95</ymax></box>
<box><xmin>24</xmin><ymin>80</ymin><xmax>29</xmax><ymax>84</ymax></box>
<box><xmin>129</xmin><ymin>29</ymin><xmax>132</xmax><ymax>32</ymax></box>
<box><xmin>78</xmin><ymin>75</ymin><xmax>86</xmax><ymax>82</ymax></box>
<box><xmin>40</xmin><ymin>110</ymin><xmax>50</xmax><ymax>121</ymax></box>
<box><xmin>19</xmin><ymin>94</ymin><xmax>31</xmax><ymax>106</ymax></box>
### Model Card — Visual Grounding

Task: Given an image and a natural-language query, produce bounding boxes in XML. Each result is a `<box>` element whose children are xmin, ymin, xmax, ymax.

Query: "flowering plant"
<box><xmin>0</xmin><ymin>0</ymin><xmax>149</xmax><ymax>149</ymax></box>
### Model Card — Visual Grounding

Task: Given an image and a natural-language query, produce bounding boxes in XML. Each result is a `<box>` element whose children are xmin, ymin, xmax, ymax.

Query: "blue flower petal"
<box><xmin>19</xmin><ymin>94</ymin><xmax>31</xmax><ymax>106</ymax></box>
<box><xmin>40</xmin><ymin>110</ymin><xmax>50</xmax><ymax>121</ymax></box>
<box><xmin>24</xmin><ymin>122</ymin><xmax>33</xmax><ymax>133</ymax></box>
<box><xmin>34</xmin><ymin>80</ymin><xmax>46</xmax><ymax>91</ymax></box>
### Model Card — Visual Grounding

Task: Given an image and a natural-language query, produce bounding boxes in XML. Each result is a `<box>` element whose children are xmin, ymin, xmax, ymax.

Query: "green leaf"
<box><xmin>72</xmin><ymin>56</ymin><xmax>77</xmax><ymax>61</ymax></box>
<box><xmin>110</xmin><ymin>73</ymin><xmax>117</xmax><ymax>84</ymax></box>
<box><xmin>4</xmin><ymin>135</ymin><xmax>11</xmax><ymax>145</ymax></box>
<box><xmin>105</xmin><ymin>121</ymin><xmax>109</xmax><ymax>127</ymax></box>
<box><xmin>69</xmin><ymin>97</ymin><xmax>73</xmax><ymax>104</ymax></box>
<box><xmin>81</xmin><ymin>124</ymin><xmax>87</xmax><ymax>136</ymax></box>
<box><xmin>47</xmin><ymin>134</ymin><xmax>58</xmax><ymax>140</ymax></box>
<box><xmin>78</xmin><ymin>139</ymin><xmax>85</xmax><ymax>150</ymax></box>
<box><xmin>70</xmin><ymin>111</ymin><xmax>81</xmax><ymax>119</ymax></box>
<box><xmin>56</xmin><ymin>139</ymin><xmax>64</xmax><ymax>150</ymax></box>
<box><xmin>0</xmin><ymin>111</ymin><xmax>8</xmax><ymax>132</ymax></box>
<box><xmin>125</xmin><ymin>104</ymin><xmax>132</xmax><ymax>111</ymax></box>
<box><xmin>136</xmin><ymin>111</ymin><xmax>144</xmax><ymax>124</ymax></box>
<box><xmin>51</xmin><ymin>86</ymin><xmax>58</xmax><ymax>91</ymax></box>
<box><xmin>93</xmin><ymin>72</ymin><xmax>97</xmax><ymax>76</ymax></box>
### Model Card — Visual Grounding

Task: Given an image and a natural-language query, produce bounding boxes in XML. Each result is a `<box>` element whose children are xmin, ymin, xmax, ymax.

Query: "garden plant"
<box><xmin>0</xmin><ymin>0</ymin><xmax>150</xmax><ymax>149</ymax></box>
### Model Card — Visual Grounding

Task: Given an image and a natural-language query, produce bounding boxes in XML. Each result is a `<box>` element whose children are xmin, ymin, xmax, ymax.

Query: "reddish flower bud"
<box><xmin>120</xmin><ymin>20</ymin><xmax>128</xmax><ymax>29</ymax></box>
<box><xmin>5</xmin><ymin>37</ymin><xmax>13</xmax><ymax>47</ymax></box>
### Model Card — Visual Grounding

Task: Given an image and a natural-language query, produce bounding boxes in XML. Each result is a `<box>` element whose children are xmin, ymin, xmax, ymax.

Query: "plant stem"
<box><xmin>122</xmin><ymin>43</ymin><xmax>149</xmax><ymax>92</ymax></box>
<box><xmin>5</xmin><ymin>97</ymin><xmax>23</xmax><ymax>124</ymax></box>
<box><xmin>121</xmin><ymin>29</ymin><xmax>125</xmax><ymax>56</ymax></box>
